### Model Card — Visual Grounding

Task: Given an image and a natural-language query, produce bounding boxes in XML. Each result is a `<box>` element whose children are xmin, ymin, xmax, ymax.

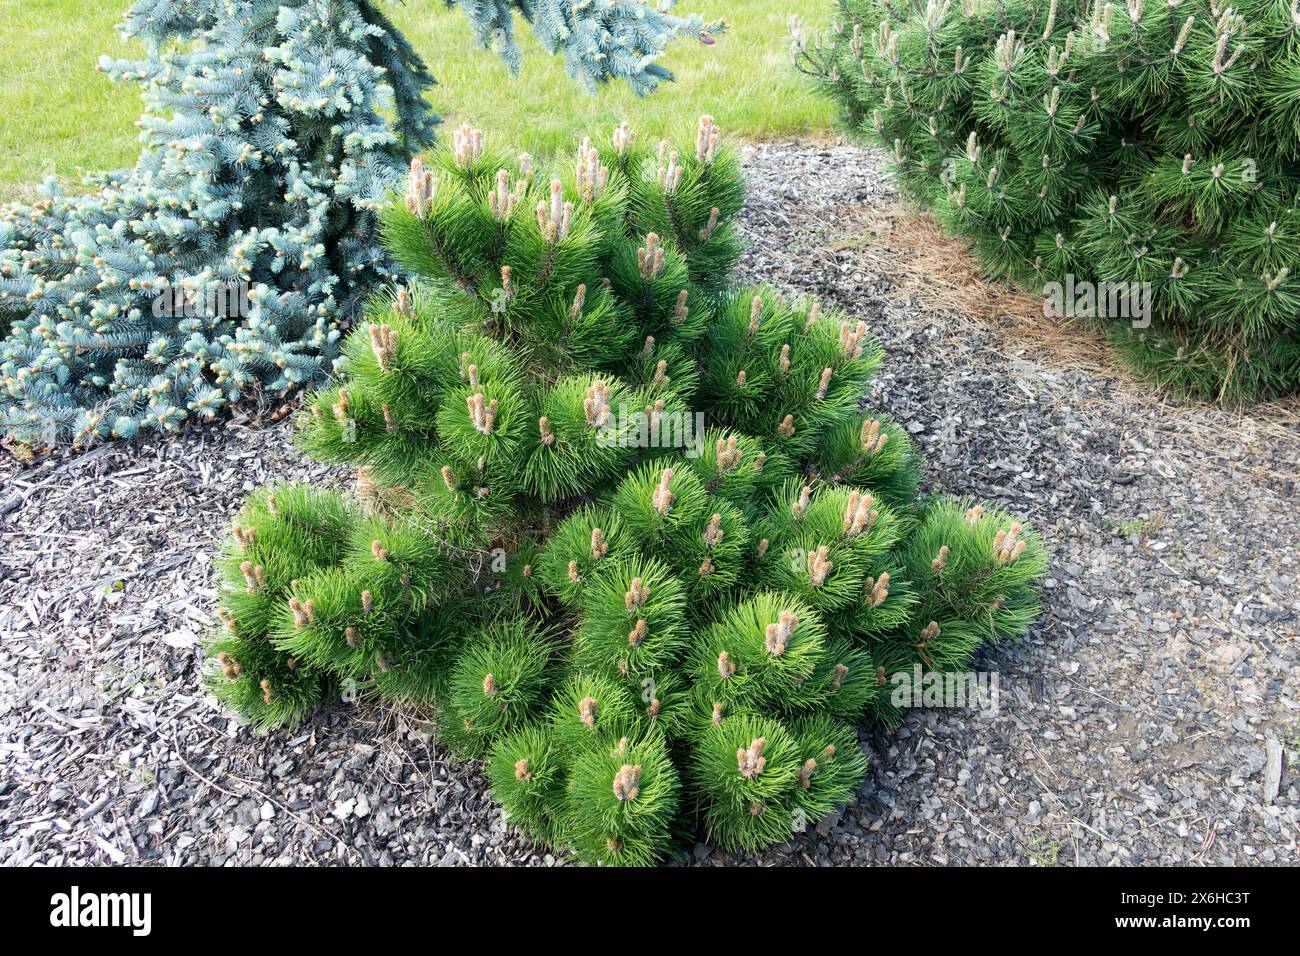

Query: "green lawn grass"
<box><xmin>0</xmin><ymin>1</ymin><xmax>834</xmax><ymax>203</ymax></box>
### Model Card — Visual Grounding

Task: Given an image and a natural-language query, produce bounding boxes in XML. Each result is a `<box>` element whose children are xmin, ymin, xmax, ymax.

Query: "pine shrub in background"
<box><xmin>0</xmin><ymin>0</ymin><xmax>722</xmax><ymax>446</ymax></box>
<box><xmin>797</xmin><ymin>0</ymin><xmax>1300</xmax><ymax>404</ymax></box>
<box><xmin>206</xmin><ymin>118</ymin><xmax>1047</xmax><ymax>864</ymax></box>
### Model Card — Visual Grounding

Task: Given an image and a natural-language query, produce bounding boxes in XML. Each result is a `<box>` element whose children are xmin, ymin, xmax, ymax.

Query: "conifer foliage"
<box><xmin>0</xmin><ymin>0</ymin><xmax>722</xmax><ymax>445</ymax></box>
<box><xmin>798</xmin><ymin>0</ymin><xmax>1300</xmax><ymax>403</ymax></box>
<box><xmin>206</xmin><ymin>119</ymin><xmax>1046</xmax><ymax>864</ymax></box>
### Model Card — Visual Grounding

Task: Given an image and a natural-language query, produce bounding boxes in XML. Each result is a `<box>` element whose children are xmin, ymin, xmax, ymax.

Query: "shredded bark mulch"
<box><xmin>2</xmin><ymin>141</ymin><xmax>1296</xmax><ymax>866</ymax></box>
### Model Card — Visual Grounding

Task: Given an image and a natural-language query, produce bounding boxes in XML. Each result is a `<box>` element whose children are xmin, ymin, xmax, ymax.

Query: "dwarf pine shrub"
<box><xmin>0</xmin><ymin>0</ymin><xmax>722</xmax><ymax>445</ymax></box>
<box><xmin>798</xmin><ymin>0</ymin><xmax>1300</xmax><ymax>403</ymax></box>
<box><xmin>206</xmin><ymin>118</ymin><xmax>1047</xmax><ymax>864</ymax></box>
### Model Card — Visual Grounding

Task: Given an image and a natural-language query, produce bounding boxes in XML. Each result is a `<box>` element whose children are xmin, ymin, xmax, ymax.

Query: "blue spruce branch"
<box><xmin>0</xmin><ymin>0</ymin><xmax>721</xmax><ymax>445</ymax></box>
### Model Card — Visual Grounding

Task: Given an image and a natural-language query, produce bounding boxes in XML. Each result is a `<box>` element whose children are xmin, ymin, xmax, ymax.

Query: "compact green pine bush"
<box><xmin>798</xmin><ymin>0</ymin><xmax>1300</xmax><ymax>403</ymax></box>
<box><xmin>206</xmin><ymin>118</ymin><xmax>1047</xmax><ymax>863</ymax></box>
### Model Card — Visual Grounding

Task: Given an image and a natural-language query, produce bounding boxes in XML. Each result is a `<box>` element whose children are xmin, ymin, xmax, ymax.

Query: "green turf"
<box><xmin>0</xmin><ymin>1</ymin><xmax>834</xmax><ymax>203</ymax></box>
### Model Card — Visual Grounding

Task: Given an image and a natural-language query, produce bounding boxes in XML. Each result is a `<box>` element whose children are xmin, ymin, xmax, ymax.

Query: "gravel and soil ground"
<box><xmin>2</xmin><ymin>141</ymin><xmax>1297</xmax><ymax>866</ymax></box>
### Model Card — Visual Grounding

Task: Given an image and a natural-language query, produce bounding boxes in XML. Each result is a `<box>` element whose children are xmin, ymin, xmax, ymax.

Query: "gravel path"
<box><xmin>2</xmin><ymin>141</ymin><xmax>1297</xmax><ymax>867</ymax></box>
